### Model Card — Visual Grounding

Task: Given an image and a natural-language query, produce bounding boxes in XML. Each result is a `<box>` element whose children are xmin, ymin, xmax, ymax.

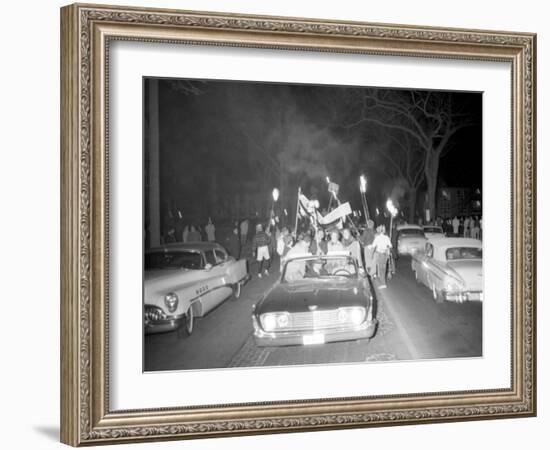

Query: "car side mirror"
<box><xmin>204</xmin><ymin>263</ymin><xmax>213</xmax><ymax>271</ymax></box>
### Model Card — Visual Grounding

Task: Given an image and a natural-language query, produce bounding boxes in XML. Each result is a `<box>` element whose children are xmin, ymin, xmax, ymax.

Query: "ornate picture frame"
<box><xmin>60</xmin><ymin>3</ymin><xmax>536</xmax><ymax>446</ymax></box>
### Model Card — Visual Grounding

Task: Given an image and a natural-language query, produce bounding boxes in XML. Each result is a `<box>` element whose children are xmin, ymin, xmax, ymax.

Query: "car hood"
<box><xmin>257</xmin><ymin>279</ymin><xmax>369</xmax><ymax>314</ymax></box>
<box><xmin>144</xmin><ymin>269</ymin><xmax>200</xmax><ymax>299</ymax></box>
<box><xmin>144</xmin><ymin>268</ymin><xmax>187</xmax><ymax>282</ymax></box>
<box><xmin>446</xmin><ymin>260</ymin><xmax>483</xmax><ymax>290</ymax></box>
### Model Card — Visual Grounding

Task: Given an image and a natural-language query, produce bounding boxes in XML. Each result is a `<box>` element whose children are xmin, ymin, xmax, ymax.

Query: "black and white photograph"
<box><xmin>143</xmin><ymin>77</ymin><xmax>483</xmax><ymax>372</ymax></box>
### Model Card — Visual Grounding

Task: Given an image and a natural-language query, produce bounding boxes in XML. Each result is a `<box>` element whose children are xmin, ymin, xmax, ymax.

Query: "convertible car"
<box><xmin>144</xmin><ymin>242</ymin><xmax>249</xmax><ymax>336</ymax></box>
<box><xmin>411</xmin><ymin>238</ymin><xmax>483</xmax><ymax>303</ymax></box>
<box><xmin>252</xmin><ymin>253</ymin><xmax>377</xmax><ymax>347</ymax></box>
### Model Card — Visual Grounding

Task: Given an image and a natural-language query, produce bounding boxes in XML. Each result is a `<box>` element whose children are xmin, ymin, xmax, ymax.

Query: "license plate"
<box><xmin>303</xmin><ymin>334</ymin><xmax>325</xmax><ymax>345</ymax></box>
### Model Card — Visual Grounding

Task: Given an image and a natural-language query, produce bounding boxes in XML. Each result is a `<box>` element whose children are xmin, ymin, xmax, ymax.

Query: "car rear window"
<box><xmin>398</xmin><ymin>229</ymin><xmax>425</xmax><ymax>237</ymax></box>
<box><xmin>145</xmin><ymin>251</ymin><xmax>203</xmax><ymax>270</ymax></box>
<box><xmin>445</xmin><ymin>247</ymin><xmax>482</xmax><ymax>260</ymax></box>
<box><xmin>424</xmin><ymin>227</ymin><xmax>442</xmax><ymax>233</ymax></box>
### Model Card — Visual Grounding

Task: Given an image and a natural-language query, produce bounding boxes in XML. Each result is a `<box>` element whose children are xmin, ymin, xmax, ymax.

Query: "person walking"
<box><xmin>205</xmin><ymin>217</ymin><xmax>216</xmax><ymax>242</ymax></box>
<box><xmin>372</xmin><ymin>225</ymin><xmax>392</xmax><ymax>289</ymax></box>
<box><xmin>342</xmin><ymin>228</ymin><xmax>362</xmax><ymax>269</ymax></box>
<box><xmin>187</xmin><ymin>225</ymin><xmax>201</xmax><ymax>242</ymax></box>
<box><xmin>240</xmin><ymin>219</ymin><xmax>249</xmax><ymax>245</ymax></box>
<box><xmin>252</xmin><ymin>223</ymin><xmax>271</xmax><ymax>278</ymax></box>
<box><xmin>226</xmin><ymin>227</ymin><xmax>241</xmax><ymax>259</ymax></box>
<box><xmin>463</xmin><ymin>216</ymin><xmax>470</xmax><ymax>237</ymax></box>
<box><xmin>360</xmin><ymin>220</ymin><xmax>376</xmax><ymax>276</ymax></box>
<box><xmin>452</xmin><ymin>216</ymin><xmax>460</xmax><ymax>236</ymax></box>
<box><xmin>472</xmin><ymin>216</ymin><xmax>481</xmax><ymax>239</ymax></box>
<box><xmin>182</xmin><ymin>224</ymin><xmax>189</xmax><ymax>243</ymax></box>
<box><xmin>276</xmin><ymin>227</ymin><xmax>294</xmax><ymax>271</ymax></box>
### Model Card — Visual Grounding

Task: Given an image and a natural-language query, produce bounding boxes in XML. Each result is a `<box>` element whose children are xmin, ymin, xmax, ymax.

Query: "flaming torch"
<box><xmin>359</xmin><ymin>175</ymin><xmax>370</xmax><ymax>222</ymax></box>
<box><xmin>270</xmin><ymin>188</ymin><xmax>280</xmax><ymax>227</ymax></box>
<box><xmin>386</xmin><ymin>199</ymin><xmax>398</xmax><ymax>240</ymax></box>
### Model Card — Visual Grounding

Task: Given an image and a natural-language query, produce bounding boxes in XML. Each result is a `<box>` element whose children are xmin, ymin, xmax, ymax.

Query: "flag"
<box><xmin>318</xmin><ymin>202</ymin><xmax>352</xmax><ymax>225</ymax></box>
<box><xmin>297</xmin><ymin>192</ymin><xmax>351</xmax><ymax>230</ymax></box>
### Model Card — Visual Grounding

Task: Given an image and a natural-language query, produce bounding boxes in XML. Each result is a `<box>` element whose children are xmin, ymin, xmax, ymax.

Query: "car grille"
<box><xmin>144</xmin><ymin>305</ymin><xmax>167</xmax><ymax>322</ymax></box>
<box><xmin>285</xmin><ymin>310</ymin><xmax>343</xmax><ymax>331</ymax></box>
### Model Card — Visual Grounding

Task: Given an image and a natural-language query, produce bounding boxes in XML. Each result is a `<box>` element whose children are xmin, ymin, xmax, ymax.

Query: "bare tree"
<box><xmin>347</xmin><ymin>89</ymin><xmax>475</xmax><ymax>218</ymax></box>
<box><xmin>372</xmin><ymin>131</ymin><xmax>425</xmax><ymax>222</ymax></box>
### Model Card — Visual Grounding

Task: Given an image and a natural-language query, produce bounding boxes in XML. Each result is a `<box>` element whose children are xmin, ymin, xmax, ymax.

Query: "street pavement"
<box><xmin>144</xmin><ymin>254</ymin><xmax>482</xmax><ymax>372</ymax></box>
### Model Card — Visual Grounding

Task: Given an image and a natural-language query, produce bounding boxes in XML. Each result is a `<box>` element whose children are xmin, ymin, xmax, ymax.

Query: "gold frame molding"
<box><xmin>60</xmin><ymin>3</ymin><xmax>536</xmax><ymax>446</ymax></box>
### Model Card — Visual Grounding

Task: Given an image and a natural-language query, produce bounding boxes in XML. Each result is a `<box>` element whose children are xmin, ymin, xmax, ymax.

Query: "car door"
<box><xmin>216</xmin><ymin>247</ymin><xmax>247</xmax><ymax>284</ymax></box>
<box><xmin>421</xmin><ymin>243</ymin><xmax>437</xmax><ymax>286</ymax></box>
<box><xmin>424</xmin><ymin>245</ymin><xmax>448</xmax><ymax>291</ymax></box>
<box><xmin>413</xmin><ymin>242</ymin><xmax>428</xmax><ymax>285</ymax></box>
<box><xmin>200</xmin><ymin>249</ymin><xmax>233</xmax><ymax>314</ymax></box>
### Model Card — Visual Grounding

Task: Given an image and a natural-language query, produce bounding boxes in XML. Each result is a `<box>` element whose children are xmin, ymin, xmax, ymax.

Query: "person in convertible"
<box><xmin>283</xmin><ymin>236</ymin><xmax>312</xmax><ymax>282</ymax></box>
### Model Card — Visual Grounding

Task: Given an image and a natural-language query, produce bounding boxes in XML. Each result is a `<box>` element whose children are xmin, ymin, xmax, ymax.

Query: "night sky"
<box><xmin>145</xmin><ymin>77</ymin><xmax>482</xmax><ymax>225</ymax></box>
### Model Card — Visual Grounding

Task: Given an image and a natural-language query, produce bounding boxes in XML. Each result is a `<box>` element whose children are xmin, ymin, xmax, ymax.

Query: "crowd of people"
<box><xmin>444</xmin><ymin>215</ymin><xmax>483</xmax><ymax>239</ymax></box>
<box><xmin>157</xmin><ymin>210</ymin><xmax>482</xmax><ymax>291</ymax></box>
<box><xmin>161</xmin><ymin>217</ymin><xmax>218</xmax><ymax>244</ymax></box>
<box><xmin>247</xmin><ymin>220</ymin><xmax>394</xmax><ymax>288</ymax></box>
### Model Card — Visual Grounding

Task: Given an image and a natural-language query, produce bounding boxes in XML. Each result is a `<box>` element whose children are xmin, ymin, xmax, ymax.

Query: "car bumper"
<box><xmin>397</xmin><ymin>245</ymin><xmax>423</xmax><ymax>255</ymax></box>
<box><xmin>253</xmin><ymin>319</ymin><xmax>378</xmax><ymax>347</ymax></box>
<box><xmin>144</xmin><ymin>308</ymin><xmax>185</xmax><ymax>334</ymax></box>
<box><xmin>444</xmin><ymin>291</ymin><xmax>483</xmax><ymax>302</ymax></box>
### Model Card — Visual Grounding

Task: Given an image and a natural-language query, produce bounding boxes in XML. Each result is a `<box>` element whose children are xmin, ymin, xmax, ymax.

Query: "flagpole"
<box><xmin>294</xmin><ymin>186</ymin><xmax>301</xmax><ymax>237</ymax></box>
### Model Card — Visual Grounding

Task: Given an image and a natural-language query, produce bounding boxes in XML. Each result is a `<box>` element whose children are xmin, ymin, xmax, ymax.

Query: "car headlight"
<box><xmin>338</xmin><ymin>307</ymin><xmax>366</xmax><ymax>325</ymax></box>
<box><xmin>337</xmin><ymin>309</ymin><xmax>348</xmax><ymax>323</ymax></box>
<box><xmin>261</xmin><ymin>312</ymin><xmax>289</xmax><ymax>331</ymax></box>
<box><xmin>164</xmin><ymin>292</ymin><xmax>179</xmax><ymax>313</ymax></box>
<box><xmin>277</xmin><ymin>314</ymin><xmax>289</xmax><ymax>328</ymax></box>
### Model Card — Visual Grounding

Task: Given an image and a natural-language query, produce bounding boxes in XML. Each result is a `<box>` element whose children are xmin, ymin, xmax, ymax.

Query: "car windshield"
<box><xmin>145</xmin><ymin>251</ymin><xmax>203</xmax><ymax>270</ymax></box>
<box><xmin>445</xmin><ymin>247</ymin><xmax>482</xmax><ymax>260</ymax></box>
<box><xmin>398</xmin><ymin>228</ymin><xmax>425</xmax><ymax>237</ymax></box>
<box><xmin>282</xmin><ymin>256</ymin><xmax>357</xmax><ymax>283</ymax></box>
<box><xmin>424</xmin><ymin>227</ymin><xmax>443</xmax><ymax>233</ymax></box>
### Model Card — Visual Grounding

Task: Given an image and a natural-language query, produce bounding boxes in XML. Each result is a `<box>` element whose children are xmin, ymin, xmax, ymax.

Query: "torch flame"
<box><xmin>326</xmin><ymin>176</ymin><xmax>330</xmax><ymax>184</ymax></box>
<box><xmin>359</xmin><ymin>175</ymin><xmax>367</xmax><ymax>193</ymax></box>
<box><xmin>386</xmin><ymin>199</ymin><xmax>398</xmax><ymax>217</ymax></box>
<box><xmin>272</xmin><ymin>188</ymin><xmax>280</xmax><ymax>202</ymax></box>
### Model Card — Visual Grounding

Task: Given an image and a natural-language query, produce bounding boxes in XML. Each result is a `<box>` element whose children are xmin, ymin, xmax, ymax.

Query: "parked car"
<box><xmin>144</xmin><ymin>242</ymin><xmax>249</xmax><ymax>336</ymax></box>
<box><xmin>422</xmin><ymin>225</ymin><xmax>446</xmax><ymax>239</ymax></box>
<box><xmin>395</xmin><ymin>224</ymin><xmax>427</xmax><ymax>256</ymax></box>
<box><xmin>411</xmin><ymin>238</ymin><xmax>483</xmax><ymax>303</ymax></box>
<box><xmin>252</xmin><ymin>252</ymin><xmax>377</xmax><ymax>347</ymax></box>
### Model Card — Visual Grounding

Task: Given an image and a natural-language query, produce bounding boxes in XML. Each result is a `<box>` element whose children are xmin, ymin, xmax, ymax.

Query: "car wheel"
<box><xmin>178</xmin><ymin>307</ymin><xmax>194</xmax><ymax>338</ymax></box>
<box><xmin>233</xmin><ymin>281</ymin><xmax>241</xmax><ymax>299</ymax></box>
<box><xmin>432</xmin><ymin>284</ymin><xmax>444</xmax><ymax>304</ymax></box>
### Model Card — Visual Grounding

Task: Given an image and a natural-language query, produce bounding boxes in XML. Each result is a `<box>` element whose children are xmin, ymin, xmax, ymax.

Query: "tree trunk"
<box><xmin>407</xmin><ymin>186</ymin><xmax>417</xmax><ymax>223</ymax></box>
<box><xmin>424</xmin><ymin>153</ymin><xmax>440</xmax><ymax>221</ymax></box>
